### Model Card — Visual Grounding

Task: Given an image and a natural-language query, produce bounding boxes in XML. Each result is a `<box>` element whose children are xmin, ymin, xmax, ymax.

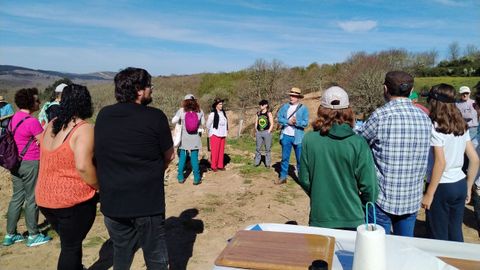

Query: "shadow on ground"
<box><xmin>88</xmin><ymin>208</ymin><xmax>204</xmax><ymax>270</ymax></box>
<box><xmin>272</xmin><ymin>162</ymin><xmax>298</xmax><ymax>182</ymax></box>
<box><xmin>166</xmin><ymin>208</ymin><xmax>204</xmax><ymax>270</ymax></box>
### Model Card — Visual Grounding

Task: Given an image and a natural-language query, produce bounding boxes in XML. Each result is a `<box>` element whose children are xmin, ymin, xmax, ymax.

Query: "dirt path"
<box><xmin>0</xmin><ymin>143</ymin><xmax>478</xmax><ymax>270</ymax></box>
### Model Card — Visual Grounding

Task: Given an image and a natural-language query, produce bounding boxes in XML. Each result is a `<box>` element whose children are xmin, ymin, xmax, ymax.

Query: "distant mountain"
<box><xmin>0</xmin><ymin>65</ymin><xmax>115</xmax><ymax>90</ymax></box>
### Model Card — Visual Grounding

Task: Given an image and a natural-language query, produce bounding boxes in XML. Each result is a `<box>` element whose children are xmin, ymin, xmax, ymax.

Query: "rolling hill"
<box><xmin>0</xmin><ymin>65</ymin><xmax>116</xmax><ymax>91</ymax></box>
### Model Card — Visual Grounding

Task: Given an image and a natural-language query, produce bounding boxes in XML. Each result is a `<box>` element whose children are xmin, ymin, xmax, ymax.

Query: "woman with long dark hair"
<box><xmin>172</xmin><ymin>94</ymin><xmax>205</xmax><ymax>184</ymax></box>
<box><xmin>422</xmin><ymin>83</ymin><xmax>479</xmax><ymax>242</ymax></box>
<box><xmin>206</xmin><ymin>98</ymin><xmax>228</xmax><ymax>171</ymax></box>
<box><xmin>35</xmin><ymin>84</ymin><xmax>98</xmax><ymax>269</ymax></box>
<box><xmin>298</xmin><ymin>86</ymin><xmax>377</xmax><ymax>229</ymax></box>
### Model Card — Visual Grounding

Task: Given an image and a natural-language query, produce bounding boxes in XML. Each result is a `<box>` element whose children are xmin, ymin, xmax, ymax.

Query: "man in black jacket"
<box><xmin>95</xmin><ymin>67</ymin><xmax>174</xmax><ymax>270</ymax></box>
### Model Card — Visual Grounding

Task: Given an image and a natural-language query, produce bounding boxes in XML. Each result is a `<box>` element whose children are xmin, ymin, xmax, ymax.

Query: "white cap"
<box><xmin>321</xmin><ymin>86</ymin><xmax>350</xmax><ymax>109</ymax></box>
<box><xmin>184</xmin><ymin>94</ymin><xmax>195</xmax><ymax>100</ymax></box>
<box><xmin>55</xmin><ymin>83</ymin><xmax>68</xmax><ymax>93</ymax></box>
<box><xmin>459</xmin><ymin>86</ymin><xmax>471</xmax><ymax>94</ymax></box>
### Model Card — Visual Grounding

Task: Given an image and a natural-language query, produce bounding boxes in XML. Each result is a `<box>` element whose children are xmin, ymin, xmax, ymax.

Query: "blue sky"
<box><xmin>1</xmin><ymin>0</ymin><xmax>479</xmax><ymax>75</ymax></box>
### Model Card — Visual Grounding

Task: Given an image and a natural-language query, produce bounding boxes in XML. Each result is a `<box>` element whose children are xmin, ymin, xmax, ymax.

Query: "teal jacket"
<box><xmin>299</xmin><ymin>123</ymin><xmax>378</xmax><ymax>229</ymax></box>
<box><xmin>277</xmin><ymin>103</ymin><xmax>309</xmax><ymax>145</ymax></box>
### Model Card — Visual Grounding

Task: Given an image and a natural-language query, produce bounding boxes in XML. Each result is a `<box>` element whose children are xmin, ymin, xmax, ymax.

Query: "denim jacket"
<box><xmin>277</xmin><ymin>102</ymin><xmax>309</xmax><ymax>145</ymax></box>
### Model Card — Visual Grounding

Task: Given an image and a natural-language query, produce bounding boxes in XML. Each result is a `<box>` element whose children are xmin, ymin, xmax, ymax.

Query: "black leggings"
<box><xmin>40</xmin><ymin>194</ymin><xmax>98</xmax><ymax>270</ymax></box>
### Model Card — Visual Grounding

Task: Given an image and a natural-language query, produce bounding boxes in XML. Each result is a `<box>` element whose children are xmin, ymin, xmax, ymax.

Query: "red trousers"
<box><xmin>210</xmin><ymin>135</ymin><xmax>226</xmax><ymax>169</ymax></box>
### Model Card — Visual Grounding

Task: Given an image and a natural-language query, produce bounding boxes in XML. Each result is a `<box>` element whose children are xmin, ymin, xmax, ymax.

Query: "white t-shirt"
<box><xmin>427</xmin><ymin>124</ymin><xmax>470</xmax><ymax>184</ymax></box>
<box><xmin>282</xmin><ymin>104</ymin><xmax>298</xmax><ymax>136</ymax></box>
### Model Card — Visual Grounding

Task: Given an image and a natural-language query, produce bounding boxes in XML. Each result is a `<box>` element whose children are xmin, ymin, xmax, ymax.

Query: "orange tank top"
<box><xmin>35</xmin><ymin>122</ymin><xmax>96</xmax><ymax>209</ymax></box>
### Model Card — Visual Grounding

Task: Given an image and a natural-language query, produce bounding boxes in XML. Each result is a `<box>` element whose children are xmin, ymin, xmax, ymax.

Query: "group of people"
<box><xmin>3</xmin><ymin>68</ymin><xmax>174</xmax><ymax>270</ymax></box>
<box><xmin>2</xmin><ymin>66</ymin><xmax>480</xmax><ymax>270</ymax></box>
<box><xmin>297</xmin><ymin>71</ymin><xmax>480</xmax><ymax>243</ymax></box>
<box><xmin>171</xmin><ymin>95</ymin><xmax>229</xmax><ymax>184</ymax></box>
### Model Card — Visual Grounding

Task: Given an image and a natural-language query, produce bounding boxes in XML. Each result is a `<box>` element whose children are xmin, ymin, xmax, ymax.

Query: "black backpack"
<box><xmin>0</xmin><ymin>116</ymin><xmax>35</xmax><ymax>171</ymax></box>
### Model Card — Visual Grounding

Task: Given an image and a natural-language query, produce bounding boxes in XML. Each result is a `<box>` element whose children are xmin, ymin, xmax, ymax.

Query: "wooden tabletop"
<box><xmin>215</xmin><ymin>230</ymin><xmax>335</xmax><ymax>270</ymax></box>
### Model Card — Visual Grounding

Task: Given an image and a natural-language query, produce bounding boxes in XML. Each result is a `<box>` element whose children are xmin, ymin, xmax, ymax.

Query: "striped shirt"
<box><xmin>358</xmin><ymin>98</ymin><xmax>432</xmax><ymax>215</ymax></box>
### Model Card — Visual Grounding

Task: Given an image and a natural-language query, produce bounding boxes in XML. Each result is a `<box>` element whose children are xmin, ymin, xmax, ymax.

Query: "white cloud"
<box><xmin>338</xmin><ymin>20</ymin><xmax>377</xmax><ymax>32</ymax></box>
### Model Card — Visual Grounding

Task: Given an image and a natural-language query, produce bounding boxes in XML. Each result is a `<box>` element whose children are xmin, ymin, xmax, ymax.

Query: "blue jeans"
<box><xmin>368</xmin><ymin>203</ymin><xmax>417</xmax><ymax>236</ymax></box>
<box><xmin>280</xmin><ymin>135</ymin><xmax>301</xmax><ymax>179</ymax></box>
<box><xmin>177</xmin><ymin>149</ymin><xmax>200</xmax><ymax>183</ymax></box>
<box><xmin>469</xmin><ymin>127</ymin><xmax>478</xmax><ymax>147</ymax></box>
<box><xmin>104</xmin><ymin>214</ymin><xmax>168</xmax><ymax>270</ymax></box>
<box><xmin>426</xmin><ymin>179</ymin><xmax>467</xmax><ymax>242</ymax></box>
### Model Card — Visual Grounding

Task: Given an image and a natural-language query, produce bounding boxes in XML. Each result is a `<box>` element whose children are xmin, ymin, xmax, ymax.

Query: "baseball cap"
<box><xmin>184</xmin><ymin>94</ymin><xmax>195</xmax><ymax>100</ymax></box>
<box><xmin>384</xmin><ymin>71</ymin><xmax>414</xmax><ymax>94</ymax></box>
<box><xmin>459</xmin><ymin>86</ymin><xmax>471</xmax><ymax>94</ymax></box>
<box><xmin>321</xmin><ymin>86</ymin><xmax>350</xmax><ymax>109</ymax></box>
<box><xmin>55</xmin><ymin>83</ymin><xmax>68</xmax><ymax>93</ymax></box>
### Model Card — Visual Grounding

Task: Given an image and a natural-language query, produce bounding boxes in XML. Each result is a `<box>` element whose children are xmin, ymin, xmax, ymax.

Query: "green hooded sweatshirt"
<box><xmin>299</xmin><ymin>123</ymin><xmax>378</xmax><ymax>229</ymax></box>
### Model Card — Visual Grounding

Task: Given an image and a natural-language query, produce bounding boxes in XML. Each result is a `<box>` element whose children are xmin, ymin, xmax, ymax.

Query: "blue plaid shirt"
<box><xmin>358</xmin><ymin>98</ymin><xmax>432</xmax><ymax>215</ymax></box>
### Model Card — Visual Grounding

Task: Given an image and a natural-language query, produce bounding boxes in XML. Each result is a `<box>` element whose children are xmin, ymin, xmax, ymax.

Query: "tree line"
<box><xmin>42</xmin><ymin>43</ymin><xmax>479</xmax><ymax>120</ymax></box>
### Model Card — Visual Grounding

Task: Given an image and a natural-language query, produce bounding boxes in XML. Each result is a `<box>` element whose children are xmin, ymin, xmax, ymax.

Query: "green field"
<box><xmin>414</xmin><ymin>77</ymin><xmax>480</xmax><ymax>93</ymax></box>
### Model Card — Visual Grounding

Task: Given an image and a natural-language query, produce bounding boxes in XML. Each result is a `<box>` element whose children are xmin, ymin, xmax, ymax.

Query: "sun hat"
<box><xmin>212</xmin><ymin>98</ymin><xmax>224</xmax><ymax>108</ymax></box>
<box><xmin>55</xmin><ymin>83</ymin><xmax>68</xmax><ymax>93</ymax></box>
<box><xmin>321</xmin><ymin>86</ymin><xmax>350</xmax><ymax>109</ymax></box>
<box><xmin>184</xmin><ymin>94</ymin><xmax>195</xmax><ymax>100</ymax></box>
<box><xmin>288</xmin><ymin>87</ymin><xmax>304</xmax><ymax>98</ymax></box>
<box><xmin>459</xmin><ymin>86</ymin><xmax>471</xmax><ymax>94</ymax></box>
<box><xmin>0</xmin><ymin>96</ymin><xmax>4</xmax><ymax>102</ymax></box>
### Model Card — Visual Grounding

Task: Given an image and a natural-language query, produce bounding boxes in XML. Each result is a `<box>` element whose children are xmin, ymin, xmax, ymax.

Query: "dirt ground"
<box><xmin>0</xmin><ymin>142</ymin><xmax>479</xmax><ymax>270</ymax></box>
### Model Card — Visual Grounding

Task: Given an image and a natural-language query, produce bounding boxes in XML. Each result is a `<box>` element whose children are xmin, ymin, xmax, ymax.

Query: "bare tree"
<box><xmin>247</xmin><ymin>58</ymin><xmax>286</xmax><ymax>105</ymax></box>
<box><xmin>338</xmin><ymin>53</ymin><xmax>389</xmax><ymax>115</ymax></box>
<box><xmin>465</xmin><ymin>44</ymin><xmax>480</xmax><ymax>59</ymax></box>
<box><xmin>448</xmin><ymin>42</ymin><xmax>461</xmax><ymax>61</ymax></box>
<box><xmin>377</xmin><ymin>49</ymin><xmax>409</xmax><ymax>70</ymax></box>
<box><xmin>425</xmin><ymin>49</ymin><xmax>439</xmax><ymax>67</ymax></box>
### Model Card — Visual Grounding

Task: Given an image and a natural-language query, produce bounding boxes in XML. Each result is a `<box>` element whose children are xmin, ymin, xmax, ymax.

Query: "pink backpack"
<box><xmin>184</xmin><ymin>111</ymin><xmax>199</xmax><ymax>134</ymax></box>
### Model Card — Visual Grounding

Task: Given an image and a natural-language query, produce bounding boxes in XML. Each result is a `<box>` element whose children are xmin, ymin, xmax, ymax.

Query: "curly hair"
<box><xmin>114</xmin><ymin>67</ymin><xmax>151</xmax><ymax>103</ymax></box>
<box><xmin>312</xmin><ymin>106</ymin><xmax>355</xmax><ymax>136</ymax></box>
<box><xmin>52</xmin><ymin>84</ymin><xmax>93</xmax><ymax>136</ymax></box>
<box><xmin>182</xmin><ymin>99</ymin><xmax>200</xmax><ymax>112</ymax></box>
<box><xmin>428</xmin><ymin>83</ymin><xmax>467</xmax><ymax>136</ymax></box>
<box><xmin>15</xmin><ymin>88</ymin><xmax>39</xmax><ymax>110</ymax></box>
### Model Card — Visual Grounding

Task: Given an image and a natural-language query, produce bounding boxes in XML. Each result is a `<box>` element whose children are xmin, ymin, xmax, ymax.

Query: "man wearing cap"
<box><xmin>299</xmin><ymin>86</ymin><xmax>377</xmax><ymax>229</ymax></box>
<box><xmin>95</xmin><ymin>67</ymin><xmax>174</xmax><ymax>269</ymax></box>
<box><xmin>38</xmin><ymin>83</ymin><xmax>67</xmax><ymax>127</ymax></box>
<box><xmin>358</xmin><ymin>71</ymin><xmax>431</xmax><ymax>237</ymax></box>
<box><xmin>277</xmin><ymin>87</ymin><xmax>309</xmax><ymax>184</ymax></box>
<box><xmin>0</xmin><ymin>96</ymin><xmax>14</xmax><ymax>119</ymax></box>
<box><xmin>456</xmin><ymin>86</ymin><xmax>478</xmax><ymax>146</ymax></box>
